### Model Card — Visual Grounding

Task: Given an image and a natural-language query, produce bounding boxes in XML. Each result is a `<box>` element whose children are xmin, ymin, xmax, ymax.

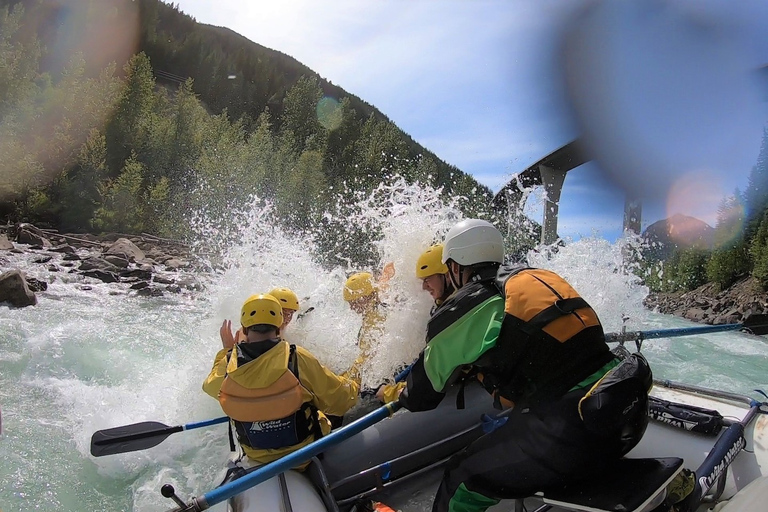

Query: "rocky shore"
<box><xmin>0</xmin><ymin>223</ymin><xmax>204</xmax><ymax>307</ymax></box>
<box><xmin>3</xmin><ymin>222</ymin><xmax>767</xmax><ymax>325</ymax></box>
<box><xmin>643</xmin><ymin>276</ymin><xmax>768</xmax><ymax>325</ymax></box>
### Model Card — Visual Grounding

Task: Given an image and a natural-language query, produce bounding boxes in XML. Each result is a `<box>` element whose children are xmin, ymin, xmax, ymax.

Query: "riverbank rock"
<box><xmin>1</xmin><ymin>223</ymin><xmax>206</xmax><ymax>303</ymax></box>
<box><xmin>644</xmin><ymin>277</ymin><xmax>768</xmax><ymax>325</ymax></box>
<box><xmin>16</xmin><ymin>227</ymin><xmax>52</xmax><ymax>248</ymax></box>
<box><xmin>0</xmin><ymin>234</ymin><xmax>14</xmax><ymax>250</ymax></box>
<box><xmin>0</xmin><ymin>269</ymin><xmax>37</xmax><ymax>307</ymax></box>
<box><xmin>104</xmin><ymin>238</ymin><xmax>145</xmax><ymax>263</ymax></box>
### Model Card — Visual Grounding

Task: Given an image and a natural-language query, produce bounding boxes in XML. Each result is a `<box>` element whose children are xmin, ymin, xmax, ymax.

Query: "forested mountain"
<box><xmin>642</xmin><ymin>214</ymin><xmax>715</xmax><ymax>261</ymax></box>
<box><xmin>639</xmin><ymin>128</ymin><xmax>768</xmax><ymax>293</ymax></box>
<box><xmin>0</xmin><ymin>0</ymin><xmax>493</xmax><ymax>265</ymax></box>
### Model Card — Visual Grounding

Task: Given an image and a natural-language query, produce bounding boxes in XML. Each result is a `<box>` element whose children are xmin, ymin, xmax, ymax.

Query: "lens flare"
<box><xmin>0</xmin><ymin>0</ymin><xmax>140</xmax><ymax>197</ymax></box>
<box><xmin>316</xmin><ymin>96</ymin><xmax>343</xmax><ymax>130</ymax></box>
<box><xmin>665</xmin><ymin>171</ymin><xmax>722</xmax><ymax>241</ymax></box>
<box><xmin>559</xmin><ymin>0</ymin><xmax>763</xmax><ymax>202</ymax></box>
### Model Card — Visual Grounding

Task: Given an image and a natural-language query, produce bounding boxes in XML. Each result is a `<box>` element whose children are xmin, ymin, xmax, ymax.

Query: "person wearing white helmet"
<box><xmin>398</xmin><ymin>219</ymin><xmax>650</xmax><ymax>512</ymax></box>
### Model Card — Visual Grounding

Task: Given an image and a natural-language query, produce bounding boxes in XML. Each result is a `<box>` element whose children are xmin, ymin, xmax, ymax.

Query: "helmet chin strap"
<box><xmin>448</xmin><ymin>261</ymin><xmax>465</xmax><ymax>290</ymax></box>
<box><xmin>440</xmin><ymin>274</ymin><xmax>453</xmax><ymax>300</ymax></box>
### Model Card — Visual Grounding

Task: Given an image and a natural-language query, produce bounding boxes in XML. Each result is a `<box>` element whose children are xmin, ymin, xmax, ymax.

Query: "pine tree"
<box><xmin>280</xmin><ymin>75</ymin><xmax>325</xmax><ymax>154</ymax></box>
<box><xmin>105</xmin><ymin>52</ymin><xmax>157</xmax><ymax>174</ymax></box>
<box><xmin>713</xmin><ymin>189</ymin><xmax>746</xmax><ymax>249</ymax></box>
<box><xmin>745</xmin><ymin>127</ymin><xmax>768</xmax><ymax>230</ymax></box>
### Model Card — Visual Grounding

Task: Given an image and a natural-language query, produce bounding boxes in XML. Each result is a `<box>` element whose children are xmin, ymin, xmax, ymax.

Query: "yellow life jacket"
<box><xmin>219</xmin><ymin>344</ymin><xmax>320</xmax><ymax>450</ymax></box>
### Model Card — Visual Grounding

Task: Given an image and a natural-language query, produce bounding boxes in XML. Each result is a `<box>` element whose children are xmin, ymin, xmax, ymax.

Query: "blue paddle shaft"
<box><xmin>184</xmin><ymin>417</ymin><xmax>228</xmax><ymax>430</ymax></box>
<box><xmin>394</xmin><ymin>362</ymin><xmax>414</xmax><ymax>383</ymax></box>
<box><xmin>641</xmin><ymin>323</ymin><xmax>741</xmax><ymax>339</ymax></box>
<box><xmin>606</xmin><ymin>323</ymin><xmax>742</xmax><ymax>343</ymax></box>
<box><xmin>200</xmin><ymin>401</ymin><xmax>401</xmax><ymax>508</ymax></box>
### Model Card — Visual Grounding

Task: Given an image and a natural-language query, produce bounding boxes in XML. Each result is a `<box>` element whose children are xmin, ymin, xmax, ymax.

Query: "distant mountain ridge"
<box><xmin>642</xmin><ymin>213</ymin><xmax>715</xmax><ymax>260</ymax></box>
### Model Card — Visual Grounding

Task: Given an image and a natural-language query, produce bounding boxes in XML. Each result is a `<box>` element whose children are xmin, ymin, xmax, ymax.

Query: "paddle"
<box><xmin>90</xmin><ymin>416</ymin><xmax>229</xmax><ymax>457</ymax></box>
<box><xmin>162</xmin><ymin>401</ymin><xmax>402</xmax><ymax>512</ymax></box>
<box><xmin>92</xmin><ymin>315</ymin><xmax>768</xmax><ymax>458</ymax></box>
<box><xmin>605</xmin><ymin>314</ymin><xmax>768</xmax><ymax>344</ymax></box>
<box><xmin>95</xmin><ymin>376</ymin><xmax>395</xmax><ymax>455</ymax></box>
<box><xmin>394</xmin><ymin>362</ymin><xmax>414</xmax><ymax>383</ymax></box>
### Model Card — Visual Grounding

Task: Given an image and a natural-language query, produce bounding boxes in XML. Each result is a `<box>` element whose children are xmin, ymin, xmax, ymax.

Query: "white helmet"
<box><xmin>442</xmin><ymin>219</ymin><xmax>505</xmax><ymax>266</ymax></box>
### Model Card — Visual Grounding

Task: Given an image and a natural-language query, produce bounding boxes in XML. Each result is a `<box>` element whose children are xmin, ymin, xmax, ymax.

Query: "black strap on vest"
<box><xmin>519</xmin><ymin>297</ymin><xmax>590</xmax><ymax>336</ymax></box>
<box><xmin>225</xmin><ymin>347</ymin><xmax>237</xmax><ymax>452</ymax></box>
<box><xmin>454</xmin><ymin>367</ymin><xmax>479</xmax><ymax>409</ymax></box>
<box><xmin>227</xmin><ymin>422</ymin><xmax>236</xmax><ymax>452</ymax></box>
<box><xmin>288</xmin><ymin>344</ymin><xmax>298</xmax><ymax>375</ymax></box>
<box><xmin>288</xmin><ymin>344</ymin><xmax>323</xmax><ymax>440</ymax></box>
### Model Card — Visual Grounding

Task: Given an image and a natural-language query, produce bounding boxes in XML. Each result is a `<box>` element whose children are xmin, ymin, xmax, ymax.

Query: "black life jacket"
<box><xmin>473</xmin><ymin>264</ymin><xmax>615</xmax><ymax>407</ymax></box>
<box><xmin>220</xmin><ymin>343</ymin><xmax>320</xmax><ymax>451</ymax></box>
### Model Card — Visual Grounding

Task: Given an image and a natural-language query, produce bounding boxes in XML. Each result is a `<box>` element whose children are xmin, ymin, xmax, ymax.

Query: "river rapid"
<box><xmin>2</xmin><ymin>181</ymin><xmax>767</xmax><ymax>512</ymax></box>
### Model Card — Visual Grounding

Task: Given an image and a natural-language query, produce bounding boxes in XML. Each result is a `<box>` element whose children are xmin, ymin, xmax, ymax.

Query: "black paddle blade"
<box><xmin>90</xmin><ymin>421</ymin><xmax>181</xmax><ymax>457</ymax></box>
<box><xmin>741</xmin><ymin>314</ymin><xmax>768</xmax><ymax>336</ymax></box>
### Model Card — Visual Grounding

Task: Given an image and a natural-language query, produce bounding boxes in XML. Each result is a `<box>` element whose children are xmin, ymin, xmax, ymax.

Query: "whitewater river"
<box><xmin>2</xmin><ymin>185</ymin><xmax>767</xmax><ymax>512</ymax></box>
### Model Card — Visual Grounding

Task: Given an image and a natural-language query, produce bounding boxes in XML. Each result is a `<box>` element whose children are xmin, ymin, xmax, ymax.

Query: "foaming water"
<box><xmin>198</xmin><ymin>180</ymin><xmax>465</xmax><ymax>386</ymax></box>
<box><xmin>526</xmin><ymin>234</ymin><xmax>654</xmax><ymax>333</ymax></box>
<box><xmin>1</xmin><ymin>180</ymin><xmax>767</xmax><ymax>512</ymax></box>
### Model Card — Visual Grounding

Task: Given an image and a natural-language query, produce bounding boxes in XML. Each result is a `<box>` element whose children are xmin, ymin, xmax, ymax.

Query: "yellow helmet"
<box><xmin>269</xmin><ymin>287</ymin><xmax>300</xmax><ymax>311</ymax></box>
<box><xmin>240</xmin><ymin>294</ymin><xmax>283</xmax><ymax>329</ymax></box>
<box><xmin>415</xmin><ymin>244</ymin><xmax>448</xmax><ymax>279</ymax></box>
<box><xmin>343</xmin><ymin>272</ymin><xmax>375</xmax><ymax>302</ymax></box>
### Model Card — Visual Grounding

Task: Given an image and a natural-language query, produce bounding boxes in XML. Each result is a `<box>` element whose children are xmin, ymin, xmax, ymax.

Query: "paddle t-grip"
<box><xmin>161</xmin><ymin>484</ymin><xmax>187</xmax><ymax>508</ymax></box>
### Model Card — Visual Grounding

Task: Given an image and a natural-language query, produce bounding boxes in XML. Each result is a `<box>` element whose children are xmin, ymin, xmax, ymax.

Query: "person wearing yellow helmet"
<box><xmin>269</xmin><ymin>287</ymin><xmax>300</xmax><ymax>330</ymax></box>
<box><xmin>415</xmin><ymin>243</ymin><xmax>455</xmax><ymax>311</ymax></box>
<box><xmin>341</xmin><ymin>264</ymin><xmax>394</xmax><ymax>388</ymax></box>
<box><xmin>343</xmin><ymin>272</ymin><xmax>378</xmax><ymax>313</ymax></box>
<box><xmin>203</xmin><ymin>294</ymin><xmax>359</xmax><ymax>467</ymax></box>
<box><xmin>375</xmin><ymin>245</ymin><xmax>454</xmax><ymax>403</ymax></box>
<box><xmin>219</xmin><ymin>286</ymin><xmax>301</xmax><ymax>347</ymax></box>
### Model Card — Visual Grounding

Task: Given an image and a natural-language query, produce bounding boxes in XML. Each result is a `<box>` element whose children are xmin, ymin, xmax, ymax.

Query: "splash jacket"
<box><xmin>343</xmin><ymin>306</ymin><xmax>386</xmax><ymax>386</ymax></box>
<box><xmin>203</xmin><ymin>339</ymin><xmax>359</xmax><ymax>465</ymax></box>
<box><xmin>376</xmin><ymin>286</ymin><xmax>453</xmax><ymax>403</ymax></box>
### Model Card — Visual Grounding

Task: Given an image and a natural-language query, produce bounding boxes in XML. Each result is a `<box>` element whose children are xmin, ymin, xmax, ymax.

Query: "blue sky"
<box><xmin>173</xmin><ymin>0</ymin><xmax>768</xmax><ymax>241</ymax></box>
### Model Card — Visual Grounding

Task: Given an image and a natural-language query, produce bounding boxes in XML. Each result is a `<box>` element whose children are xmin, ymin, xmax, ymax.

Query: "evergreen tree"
<box><xmin>745</xmin><ymin>127</ymin><xmax>768</xmax><ymax>231</ymax></box>
<box><xmin>94</xmin><ymin>153</ymin><xmax>147</xmax><ymax>233</ymax></box>
<box><xmin>105</xmin><ymin>53</ymin><xmax>157</xmax><ymax>174</ymax></box>
<box><xmin>713</xmin><ymin>189</ymin><xmax>746</xmax><ymax>249</ymax></box>
<box><xmin>56</xmin><ymin>129</ymin><xmax>108</xmax><ymax>231</ymax></box>
<box><xmin>750</xmin><ymin>210</ymin><xmax>768</xmax><ymax>289</ymax></box>
<box><xmin>0</xmin><ymin>3</ymin><xmax>41</xmax><ymax>117</ymax></box>
<box><xmin>280</xmin><ymin>75</ymin><xmax>325</xmax><ymax>154</ymax></box>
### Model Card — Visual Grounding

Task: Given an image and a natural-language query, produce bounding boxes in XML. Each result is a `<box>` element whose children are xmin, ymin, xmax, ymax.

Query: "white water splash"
<box><xmin>1</xmin><ymin>178</ymin><xmax>766</xmax><ymax>512</ymax></box>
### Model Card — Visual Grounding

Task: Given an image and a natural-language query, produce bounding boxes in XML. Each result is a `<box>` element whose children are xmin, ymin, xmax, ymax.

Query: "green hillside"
<box><xmin>0</xmin><ymin>0</ymin><xmax>494</xmax><ymax>265</ymax></box>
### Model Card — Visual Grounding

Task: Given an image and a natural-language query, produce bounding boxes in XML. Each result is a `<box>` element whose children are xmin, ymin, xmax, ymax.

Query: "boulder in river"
<box><xmin>0</xmin><ymin>269</ymin><xmax>37</xmax><ymax>307</ymax></box>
